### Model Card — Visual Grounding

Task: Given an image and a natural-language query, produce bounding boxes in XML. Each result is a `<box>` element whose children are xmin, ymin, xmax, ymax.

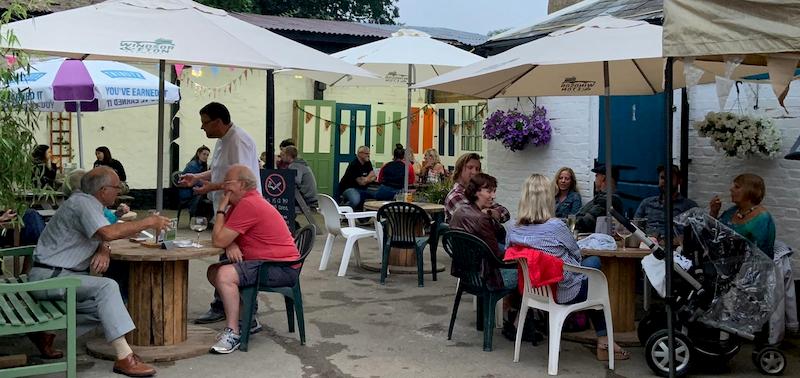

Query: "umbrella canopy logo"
<box><xmin>17</xmin><ymin>72</ymin><xmax>46</xmax><ymax>82</ymax></box>
<box><xmin>101</xmin><ymin>70</ymin><xmax>145</xmax><ymax>80</ymax></box>
<box><xmin>119</xmin><ymin>38</ymin><xmax>175</xmax><ymax>55</ymax></box>
<box><xmin>560</xmin><ymin>77</ymin><xmax>596</xmax><ymax>93</ymax></box>
<box><xmin>384</xmin><ymin>71</ymin><xmax>410</xmax><ymax>84</ymax></box>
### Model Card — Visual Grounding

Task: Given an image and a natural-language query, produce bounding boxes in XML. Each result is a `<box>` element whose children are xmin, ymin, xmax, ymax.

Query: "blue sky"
<box><xmin>395</xmin><ymin>0</ymin><xmax>549</xmax><ymax>35</ymax></box>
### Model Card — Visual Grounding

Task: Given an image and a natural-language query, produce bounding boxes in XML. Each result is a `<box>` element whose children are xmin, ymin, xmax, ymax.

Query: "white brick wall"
<box><xmin>489</xmin><ymin>81</ymin><xmax>800</xmax><ymax>249</ymax></box>
<box><xmin>487</xmin><ymin>96</ymin><xmax>598</xmax><ymax>221</ymax></box>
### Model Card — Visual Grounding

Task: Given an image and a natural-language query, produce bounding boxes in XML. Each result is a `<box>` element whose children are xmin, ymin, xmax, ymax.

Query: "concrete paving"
<box><xmin>3</xmin><ymin>216</ymin><xmax>799</xmax><ymax>377</ymax></box>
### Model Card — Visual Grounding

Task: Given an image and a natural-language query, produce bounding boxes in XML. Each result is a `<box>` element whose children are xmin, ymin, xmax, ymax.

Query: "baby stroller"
<box><xmin>610</xmin><ymin>208</ymin><xmax>787</xmax><ymax>377</ymax></box>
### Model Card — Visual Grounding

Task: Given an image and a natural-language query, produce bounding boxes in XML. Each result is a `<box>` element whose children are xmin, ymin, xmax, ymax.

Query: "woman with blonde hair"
<box><xmin>553</xmin><ymin>167</ymin><xmax>582</xmax><ymax>218</ymax></box>
<box><xmin>506</xmin><ymin>173</ymin><xmax>629</xmax><ymax>361</ymax></box>
<box><xmin>709</xmin><ymin>173</ymin><xmax>776</xmax><ymax>258</ymax></box>
<box><xmin>418</xmin><ymin>148</ymin><xmax>448</xmax><ymax>184</ymax></box>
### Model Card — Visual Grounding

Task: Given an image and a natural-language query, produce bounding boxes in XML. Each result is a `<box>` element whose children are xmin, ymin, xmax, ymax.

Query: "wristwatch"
<box><xmin>216</xmin><ymin>210</ymin><xmax>226</xmax><ymax>216</ymax></box>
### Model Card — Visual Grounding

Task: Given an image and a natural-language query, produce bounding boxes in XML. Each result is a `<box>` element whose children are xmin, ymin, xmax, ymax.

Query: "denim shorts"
<box><xmin>233</xmin><ymin>261</ymin><xmax>300</xmax><ymax>288</ymax></box>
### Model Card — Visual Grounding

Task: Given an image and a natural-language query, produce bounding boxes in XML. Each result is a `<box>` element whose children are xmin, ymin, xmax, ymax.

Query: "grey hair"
<box><xmin>231</xmin><ymin>164</ymin><xmax>257</xmax><ymax>190</ymax></box>
<box><xmin>63</xmin><ymin>169</ymin><xmax>86</xmax><ymax>197</ymax></box>
<box><xmin>81</xmin><ymin>167</ymin><xmax>115</xmax><ymax>195</ymax></box>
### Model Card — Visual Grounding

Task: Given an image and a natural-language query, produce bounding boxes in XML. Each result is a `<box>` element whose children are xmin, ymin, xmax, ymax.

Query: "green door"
<box><xmin>295</xmin><ymin>100</ymin><xmax>336</xmax><ymax>196</ymax></box>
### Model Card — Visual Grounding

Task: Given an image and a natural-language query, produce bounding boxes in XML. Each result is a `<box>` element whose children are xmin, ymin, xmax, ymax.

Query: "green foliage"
<box><xmin>0</xmin><ymin>2</ymin><xmax>40</xmax><ymax>227</ymax></box>
<box><xmin>416</xmin><ymin>179</ymin><xmax>452</xmax><ymax>205</ymax></box>
<box><xmin>197</xmin><ymin>0</ymin><xmax>399</xmax><ymax>24</ymax></box>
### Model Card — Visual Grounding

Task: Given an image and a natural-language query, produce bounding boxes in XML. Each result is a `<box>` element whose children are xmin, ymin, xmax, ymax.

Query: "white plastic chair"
<box><xmin>318</xmin><ymin>194</ymin><xmax>377</xmax><ymax>276</ymax></box>
<box><xmin>513</xmin><ymin>259</ymin><xmax>614</xmax><ymax>375</ymax></box>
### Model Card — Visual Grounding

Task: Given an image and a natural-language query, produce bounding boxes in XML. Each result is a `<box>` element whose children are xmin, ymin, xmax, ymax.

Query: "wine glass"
<box><xmin>567</xmin><ymin>214</ymin><xmax>577</xmax><ymax>236</ymax></box>
<box><xmin>189</xmin><ymin>216</ymin><xmax>207</xmax><ymax>247</ymax></box>
<box><xmin>614</xmin><ymin>219</ymin><xmax>633</xmax><ymax>248</ymax></box>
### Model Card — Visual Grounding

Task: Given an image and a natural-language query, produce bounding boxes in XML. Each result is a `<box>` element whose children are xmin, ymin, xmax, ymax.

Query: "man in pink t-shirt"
<box><xmin>207</xmin><ymin>164</ymin><xmax>299</xmax><ymax>354</ymax></box>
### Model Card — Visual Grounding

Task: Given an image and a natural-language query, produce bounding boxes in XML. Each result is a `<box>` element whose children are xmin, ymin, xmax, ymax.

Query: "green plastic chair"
<box><xmin>376</xmin><ymin>202</ymin><xmax>434</xmax><ymax>287</ymax></box>
<box><xmin>0</xmin><ymin>246</ymin><xmax>81</xmax><ymax>377</ymax></box>
<box><xmin>441</xmin><ymin>230</ymin><xmax>516</xmax><ymax>352</ymax></box>
<box><xmin>239</xmin><ymin>224</ymin><xmax>316</xmax><ymax>351</ymax></box>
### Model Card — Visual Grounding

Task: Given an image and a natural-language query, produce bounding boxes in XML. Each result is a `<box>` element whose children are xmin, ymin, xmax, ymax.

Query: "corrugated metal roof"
<box><xmin>233</xmin><ymin>13</ymin><xmax>389</xmax><ymax>38</ymax></box>
<box><xmin>491</xmin><ymin>0</ymin><xmax>662</xmax><ymax>42</ymax></box>
<box><xmin>364</xmin><ymin>24</ymin><xmax>488</xmax><ymax>47</ymax></box>
<box><xmin>234</xmin><ymin>13</ymin><xmax>487</xmax><ymax>47</ymax></box>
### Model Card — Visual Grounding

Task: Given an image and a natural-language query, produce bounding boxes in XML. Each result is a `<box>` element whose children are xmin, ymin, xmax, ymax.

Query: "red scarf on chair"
<box><xmin>504</xmin><ymin>245</ymin><xmax>563</xmax><ymax>296</ymax></box>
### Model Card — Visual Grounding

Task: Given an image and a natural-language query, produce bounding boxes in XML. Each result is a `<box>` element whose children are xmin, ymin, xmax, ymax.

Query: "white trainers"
<box><xmin>210</xmin><ymin>328</ymin><xmax>240</xmax><ymax>354</ymax></box>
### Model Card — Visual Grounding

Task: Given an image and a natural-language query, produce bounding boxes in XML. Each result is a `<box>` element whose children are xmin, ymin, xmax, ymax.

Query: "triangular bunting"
<box><xmin>377</xmin><ymin>126</ymin><xmax>384</xmax><ymax>136</ymax></box>
<box><xmin>339</xmin><ymin>124</ymin><xmax>348</xmax><ymax>134</ymax></box>
<box><xmin>324</xmin><ymin>120</ymin><xmax>331</xmax><ymax>130</ymax></box>
<box><xmin>305</xmin><ymin>112</ymin><xmax>313</xmax><ymax>123</ymax></box>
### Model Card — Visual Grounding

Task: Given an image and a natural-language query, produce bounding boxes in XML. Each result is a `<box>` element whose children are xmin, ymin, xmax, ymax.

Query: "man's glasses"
<box><xmin>103</xmin><ymin>185</ymin><xmax>123</xmax><ymax>191</ymax></box>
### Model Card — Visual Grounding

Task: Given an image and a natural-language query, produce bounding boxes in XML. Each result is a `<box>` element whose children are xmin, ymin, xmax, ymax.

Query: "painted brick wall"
<box><xmin>488</xmin><ymin>81</ymin><xmax>800</xmax><ymax>250</ymax></box>
<box><xmin>687</xmin><ymin>81</ymin><xmax>800</xmax><ymax>249</ymax></box>
<box><xmin>487</xmin><ymin>96</ymin><xmax>599</xmax><ymax>221</ymax></box>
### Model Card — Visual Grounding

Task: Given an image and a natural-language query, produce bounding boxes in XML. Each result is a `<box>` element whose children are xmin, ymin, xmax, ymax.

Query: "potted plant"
<box><xmin>0</xmin><ymin>2</ymin><xmax>42</xmax><ymax>229</ymax></box>
<box><xmin>415</xmin><ymin>179</ymin><xmax>451</xmax><ymax>205</ymax></box>
<box><xmin>483</xmin><ymin>106</ymin><xmax>551</xmax><ymax>151</ymax></box>
<box><xmin>694</xmin><ymin>111</ymin><xmax>782</xmax><ymax>159</ymax></box>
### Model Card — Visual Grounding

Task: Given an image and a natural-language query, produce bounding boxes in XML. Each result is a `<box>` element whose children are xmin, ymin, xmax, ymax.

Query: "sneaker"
<box><xmin>194</xmin><ymin>308</ymin><xmax>225</xmax><ymax>324</ymax></box>
<box><xmin>210</xmin><ymin>328</ymin><xmax>240</xmax><ymax>354</ymax></box>
<box><xmin>239</xmin><ymin>318</ymin><xmax>263</xmax><ymax>334</ymax></box>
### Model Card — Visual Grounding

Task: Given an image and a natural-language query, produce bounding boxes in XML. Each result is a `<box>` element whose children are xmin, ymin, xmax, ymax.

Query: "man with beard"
<box><xmin>634</xmin><ymin>164</ymin><xmax>698</xmax><ymax>239</ymax></box>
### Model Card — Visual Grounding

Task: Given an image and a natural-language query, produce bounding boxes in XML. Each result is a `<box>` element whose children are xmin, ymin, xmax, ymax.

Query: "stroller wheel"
<box><xmin>753</xmin><ymin>347</ymin><xmax>786</xmax><ymax>375</ymax></box>
<box><xmin>645</xmin><ymin>330</ymin><xmax>693</xmax><ymax>377</ymax></box>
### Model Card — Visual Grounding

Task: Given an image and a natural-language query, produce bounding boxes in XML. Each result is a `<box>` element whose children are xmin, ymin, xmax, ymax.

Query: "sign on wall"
<box><xmin>260</xmin><ymin>169</ymin><xmax>296</xmax><ymax>233</ymax></box>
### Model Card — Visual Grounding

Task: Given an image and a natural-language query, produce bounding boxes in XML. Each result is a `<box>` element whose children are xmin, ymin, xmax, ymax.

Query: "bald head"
<box><xmin>226</xmin><ymin>164</ymin><xmax>257</xmax><ymax>190</ymax></box>
<box><xmin>81</xmin><ymin>166</ymin><xmax>116</xmax><ymax>195</ymax></box>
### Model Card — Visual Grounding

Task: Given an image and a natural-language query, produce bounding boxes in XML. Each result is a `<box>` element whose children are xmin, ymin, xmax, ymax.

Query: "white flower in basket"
<box><xmin>693</xmin><ymin>111</ymin><xmax>782</xmax><ymax>159</ymax></box>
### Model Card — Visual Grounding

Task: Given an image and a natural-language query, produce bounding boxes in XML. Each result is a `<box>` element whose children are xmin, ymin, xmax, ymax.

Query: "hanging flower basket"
<box><xmin>483</xmin><ymin>106</ymin><xmax>551</xmax><ymax>151</ymax></box>
<box><xmin>694</xmin><ymin>111</ymin><xmax>781</xmax><ymax>159</ymax></box>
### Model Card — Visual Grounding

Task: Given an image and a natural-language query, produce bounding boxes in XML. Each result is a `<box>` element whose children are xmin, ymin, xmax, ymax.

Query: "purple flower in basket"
<box><xmin>483</xmin><ymin>106</ymin><xmax>551</xmax><ymax>151</ymax></box>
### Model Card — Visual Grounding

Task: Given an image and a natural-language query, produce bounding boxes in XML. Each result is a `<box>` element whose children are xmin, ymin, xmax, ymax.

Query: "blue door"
<box><xmin>599</xmin><ymin>94</ymin><xmax>667</xmax><ymax>216</ymax></box>
<box><xmin>333</xmin><ymin>103</ymin><xmax>371</xmax><ymax>197</ymax></box>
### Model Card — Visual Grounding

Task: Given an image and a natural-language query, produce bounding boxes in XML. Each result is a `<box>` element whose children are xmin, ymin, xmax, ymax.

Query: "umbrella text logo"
<box><xmin>561</xmin><ymin>77</ymin><xmax>596</xmax><ymax>93</ymax></box>
<box><xmin>384</xmin><ymin>71</ymin><xmax>409</xmax><ymax>84</ymax></box>
<box><xmin>119</xmin><ymin>38</ymin><xmax>175</xmax><ymax>55</ymax></box>
<box><xmin>102</xmin><ymin>70</ymin><xmax>146</xmax><ymax>80</ymax></box>
<box><xmin>17</xmin><ymin>72</ymin><xmax>46</xmax><ymax>82</ymax></box>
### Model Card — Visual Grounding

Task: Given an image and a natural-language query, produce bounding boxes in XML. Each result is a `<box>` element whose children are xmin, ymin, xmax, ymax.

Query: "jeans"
<box><xmin>560</xmin><ymin>256</ymin><xmax>607</xmax><ymax>336</ymax></box>
<box><xmin>342</xmin><ymin>188</ymin><xmax>373</xmax><ymax>210</ymax></box>
<box><xmin>374</xmin><ymin>185</ymin><xmax>400</xmax><ymax>201</ymax></box>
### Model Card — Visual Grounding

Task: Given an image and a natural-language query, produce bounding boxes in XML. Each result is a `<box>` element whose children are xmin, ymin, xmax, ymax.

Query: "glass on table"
<box><xmin>189</xmin><ymin>216</ymin><xmax>208</xmax><ymax>247</ymax></box>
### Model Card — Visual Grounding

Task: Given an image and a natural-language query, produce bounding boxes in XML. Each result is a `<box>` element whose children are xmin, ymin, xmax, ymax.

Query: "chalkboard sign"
<box><xmin>260</xmin><ymin>169</ymin><xmax>296</xmax><ymax>233</ymax></box>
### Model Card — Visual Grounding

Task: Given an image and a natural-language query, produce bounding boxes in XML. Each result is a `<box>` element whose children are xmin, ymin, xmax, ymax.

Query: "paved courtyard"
<box><xmin>3</xmin><ymin>213</ymin><xmax>799</xmax><ymax>377</ymax></box>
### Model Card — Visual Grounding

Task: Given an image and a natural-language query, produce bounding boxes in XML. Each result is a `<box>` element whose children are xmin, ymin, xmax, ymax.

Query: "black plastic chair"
<box><xmin>442</xmin><ymin>230</ymin><xmax>516</xmax><ymax>351</ymax></box>
<box><xmin>240</xmin><ymin>224</ymin><xmax>316</xmax><ymax>351</ymax></box>
<box><xmin>377</xmin><ymin>202</ymin><xmax>434</xmax><ymax>287</ymax></box>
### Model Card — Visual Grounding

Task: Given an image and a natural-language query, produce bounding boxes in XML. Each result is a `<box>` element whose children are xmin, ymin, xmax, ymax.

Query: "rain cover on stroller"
<box><xmin>675</xmin><ymin>208</ymin><xmax>783</xmax><ymax>337</ymax></box>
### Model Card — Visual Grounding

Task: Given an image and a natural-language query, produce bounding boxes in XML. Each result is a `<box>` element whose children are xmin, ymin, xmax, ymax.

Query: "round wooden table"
<box><xmin>581</xmin><ymin>247</ymin><xmax>650</xmax><ymax>333</ymax></box>
<box><xmin>86</xmin><ymin>239</ymin><xmax>222</xmax><ymax>362</ymax></box>
<box><xmin>362</xmin><ymin>201</ymin><xmax>446</xmax><ymax>274</ymax></box>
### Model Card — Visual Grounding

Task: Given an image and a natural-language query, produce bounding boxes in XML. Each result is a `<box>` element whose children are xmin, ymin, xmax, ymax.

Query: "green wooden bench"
<box><xmin>0</xmin><ymin>246</ymin><xmax>80</xmax><ymax>378</ymax></box>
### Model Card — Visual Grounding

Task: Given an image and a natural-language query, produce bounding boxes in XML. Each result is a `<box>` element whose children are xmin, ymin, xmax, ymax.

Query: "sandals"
<box><xmin>596</xmin><ymin>343</ymin><xmax>630</xmax><ymax>361</ymax></box>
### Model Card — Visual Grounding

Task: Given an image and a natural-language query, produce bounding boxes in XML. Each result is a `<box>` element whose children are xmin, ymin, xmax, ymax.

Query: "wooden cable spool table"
<box><xmin>362</xmin><ymin>201</ymin><xmax>446</xmax><ymax>274</ymax></box>
<box><xmin>581</xmin><ymin>247</ymin><xmax>650</xmax><ymax>333</ymax></box>
<box><xmin>86</xmin><ymin>239</ymin><xmax>223</xmax><ymax>362</ymax></box>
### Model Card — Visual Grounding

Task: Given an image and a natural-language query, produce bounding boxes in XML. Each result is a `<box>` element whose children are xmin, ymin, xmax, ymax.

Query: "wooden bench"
<box><xmin>0</xmin><ymin>246</ymin><xmax>80</xmax><ymax>378</ymax></box>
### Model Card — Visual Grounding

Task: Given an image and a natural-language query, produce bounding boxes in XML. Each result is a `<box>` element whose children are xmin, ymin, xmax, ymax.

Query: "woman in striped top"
<box><xmin>507</xmin><ymin>173</ymin><xmax>629</xmax><ymax>361</ymax></box>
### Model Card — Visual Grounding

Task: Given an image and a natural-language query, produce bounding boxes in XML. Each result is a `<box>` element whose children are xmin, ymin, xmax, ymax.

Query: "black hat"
<box><xmin>591</xmin><ymin>162</ymin><xmax>636</xmax><ymax>181</ymax></box>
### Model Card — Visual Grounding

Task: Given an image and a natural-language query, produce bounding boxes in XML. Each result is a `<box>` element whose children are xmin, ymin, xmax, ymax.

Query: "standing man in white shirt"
<box><xmin>179</xmin><ymin>102</ymin><xmax>262</xmax><ymax>325</ymax></box>
<box><xmin>179</xmin><ymin>102</ymin><xmax>262</xmax><ymax>212</ymax></box>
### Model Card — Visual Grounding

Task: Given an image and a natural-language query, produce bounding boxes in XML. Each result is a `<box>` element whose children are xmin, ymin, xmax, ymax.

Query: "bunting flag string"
<box><xmin>182</xmin><ymin>68</ymin><xmax>254</xmax><ymax>98</ymax></box>
<box><xmin>292</xmin><ymin>102</ymin><xmax>488</xmax><ymax>135</ymax></box>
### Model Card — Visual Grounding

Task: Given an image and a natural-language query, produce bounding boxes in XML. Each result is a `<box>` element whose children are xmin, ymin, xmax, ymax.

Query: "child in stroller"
<box><xmin>610</xmin><ymin>208</ymin><xmax>787</xmax><ymax>376</ymax></box>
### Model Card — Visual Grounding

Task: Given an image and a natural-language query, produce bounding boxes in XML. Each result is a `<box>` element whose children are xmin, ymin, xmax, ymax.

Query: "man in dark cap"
<box><xmin>575</xmin><ymin>162</ymin><xmax>624</xmax><ymax>233</ymax></box>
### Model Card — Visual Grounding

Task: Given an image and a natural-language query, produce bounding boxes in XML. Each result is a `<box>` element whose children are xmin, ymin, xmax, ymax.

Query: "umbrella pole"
<box><xmin>403</xmin><ymin>64</ymin><xmax>413</xmax><ymax>195</ymax></box>
<box><xmin>76</xmin><ymin>103</ymin><xmax>84</xmax><ymax>169</ymax></box>
<box><xmin>603</xmin><ymin>61</ymin><xmax>612</xmax><ymax>233</ymax></box>
<box><xmin>663</xmin><ymin>57</ymin><xmax>676</xmax><ymax>378</ymax></box>
<box><xmin>156</xmin><ymin>59</ymin><xmax>166</xmax><ymax>212</ymax></box>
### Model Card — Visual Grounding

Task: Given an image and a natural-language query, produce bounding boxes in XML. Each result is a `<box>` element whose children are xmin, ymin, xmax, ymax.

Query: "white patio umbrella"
<box><xmin>415</xmin><ymin>16</ymin><xmax>766</xmax><ymax>224</ymax></box>
<box><xmin>1</xmin><ymin>0</ymin><xmax>376</xmax><ymax>210</ymax></box>
<box><xmin>8</xmin><ymin>58</ymin><xmax>181</xmax><ymax>168</ymax></box>
<box><xmin>298</xmin><ymin>29</ymin><xmax>484</xmax><ymax>193</ymax></box>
